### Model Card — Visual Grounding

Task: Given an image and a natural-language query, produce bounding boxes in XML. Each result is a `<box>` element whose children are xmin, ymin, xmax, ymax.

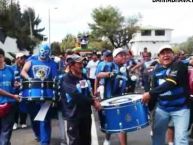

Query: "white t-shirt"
<box><xmin>86</xmin><ymin>60</ymin><xmax>99</xmax><ymax>79</ymax></box>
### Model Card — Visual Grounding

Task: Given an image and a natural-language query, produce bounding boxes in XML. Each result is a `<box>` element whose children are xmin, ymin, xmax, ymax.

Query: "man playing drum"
<box><xmin>59</xmin><ymin>54</ymin><xmax>100</xmax><ymax>145</ymax></box>
<box><xmin>21</xmin><ymin>44</ymin><xmax>58</xmax><ymax>145</ymax></box>
<box><xmin>142</xmin><ymin>45</ymin><xmax>190</xmax><ymax>145</ymax></box>
<box><xmin>96</xmin><ymin>48</ymin><xmax>128</xmax><ymax>145</ymax></box>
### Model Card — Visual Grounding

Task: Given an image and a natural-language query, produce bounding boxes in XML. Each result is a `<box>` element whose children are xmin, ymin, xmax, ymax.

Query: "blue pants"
<box><xmin>152</xmin><ymin>107</ymin><xmax>190</xmax><ymax>145</ymax></box>
<box><xmin>27</xmin><ymin>102</ymin><xmax>51</xmax><ymax>145</ymax></box>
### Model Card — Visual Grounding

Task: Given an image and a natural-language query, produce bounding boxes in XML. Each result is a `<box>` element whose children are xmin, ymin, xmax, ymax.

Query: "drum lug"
<box><xmin>105</xmin><ymin>123</ymin><xmax>108</xmax><ymax>130</ymax></box>
<box><xmin>29</xmin><ymin>90</ymin><xmax>31</xmax><ymax>96</ymax></box>
<box><xmin>136</xmin><ymin>119</ymin><xmax>141</xmax><ymax>130</ymax></box>
<box><xmin>134</xmin><ymin>105</ymin><xmax>137</xmax><ymax>111</ymax></box>
<box><xmin>52</xmin><ymin>91</ymin><xmax>56</xmax><ymax>100</ymax></box>
<box><xmin>41</xmin><ymin>90</ymin><xmax>43</xmax><ymax>95</ymax></box>
<box><xmin>41</xmin><ymin>82</ymin><xmax>44</xmax><ymax>88</ymax></box>
<box><xmin>119</xmin><ymin>122</ymin><xmax>123</xmax><ymax>129</ymax></box>
<box><xmin>117</xmin><ymin>109</ymin><xmax>120</xmax><ymax>115</ymax></box>
<box><xmin>29</xmin><ymin>82</ymin><xmax>32</xmax><ymax>88</ymax></box>
<box><xmin>40</xmin><ymin>90</ymin><xmax>44</xmax><ymax>100</ymax></box>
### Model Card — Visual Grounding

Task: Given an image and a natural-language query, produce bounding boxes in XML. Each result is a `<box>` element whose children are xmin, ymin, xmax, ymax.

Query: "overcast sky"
<box><xmin>18</xmin><ymin>0</ymin><xmax>193</xmax><ymax>44</ymax></box>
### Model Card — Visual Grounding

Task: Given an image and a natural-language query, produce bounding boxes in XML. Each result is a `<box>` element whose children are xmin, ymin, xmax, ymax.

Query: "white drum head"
<box><xmin>101</xmin><ymin>94</ymin><xmax>142</xmax><ymax>106</ymax></box>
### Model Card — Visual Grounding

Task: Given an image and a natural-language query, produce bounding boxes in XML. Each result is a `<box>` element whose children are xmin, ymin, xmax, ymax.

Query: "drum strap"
<box><xmin>34</xmin><ymin>101</ymin><xmax>51</xmax><ymax>121</ymax></box>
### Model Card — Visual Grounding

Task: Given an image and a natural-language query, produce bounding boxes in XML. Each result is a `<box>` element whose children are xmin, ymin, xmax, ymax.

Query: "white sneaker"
<box><xmin>103</xmin><ymin>139</ymin><xmax>110</xmax><ymax>145</ymax></box>
<box><xmin>21</xmin><ymin>124</ymin><xmax>27</xmax><ymax>128</ymax></box>
<box><xmin>150</xmin><ymin>130</ymin><xmax>153</xmax><ymax>136</ymax></box>
<box><xmin>13</xmin><ymin>123</ymin><xmax>18</xmax><ymax>130</ymax></box>
<box><xmin>168</xmin><ymin>142</ymin><xmax>174</xmax><ymax>145</ymax></box>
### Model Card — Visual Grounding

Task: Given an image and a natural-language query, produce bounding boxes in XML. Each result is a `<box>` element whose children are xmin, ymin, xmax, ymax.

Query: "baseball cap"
<box><xmin>113</xmin><ymin>48</ymin><xmax>127</xmax><ymax>57</ymax></box>
<box><xmin>16</xmin><ymin>52</ymin><xmax>25</xmax><ymax>59</ymax></box>
<box><xmin>66</xmin><ymin>54</ymin><xmax>84</xmax><ymax>65</ymax></box>
<box><xmin>158</xmin><ymin>44</ymin><xmax>173</xmax><ymax>55</ymax></box>
<box><xmin>103</xmin><ymin>50</ymin><xmax>112</xmax><ymax>57</ymax></box>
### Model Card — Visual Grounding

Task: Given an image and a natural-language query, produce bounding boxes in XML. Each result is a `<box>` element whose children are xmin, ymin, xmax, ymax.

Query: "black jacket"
<box><xmin>60</xmin><ymin>73</ymin><xmax>93</xmax><ymax>120</ymax></box>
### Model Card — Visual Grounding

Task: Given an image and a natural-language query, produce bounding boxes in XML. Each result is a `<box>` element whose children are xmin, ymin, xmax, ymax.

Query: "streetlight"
<box><xmin>48</xmin><ymin>7</ymin><xmax>58</xmax><ymax>45</ymax></box>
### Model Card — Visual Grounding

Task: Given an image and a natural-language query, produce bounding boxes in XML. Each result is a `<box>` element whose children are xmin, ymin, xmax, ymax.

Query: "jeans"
<box><xmin>152</xmin><ymin>107</ymin><xmax>190</xmax><ymax>145</ymax></box>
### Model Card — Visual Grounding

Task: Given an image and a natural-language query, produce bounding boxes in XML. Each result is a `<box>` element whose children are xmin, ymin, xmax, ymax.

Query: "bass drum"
<box><xmin>99</xmin><ymin>94</ymin><xmax>149</xmax><ymax>133</ymax></box>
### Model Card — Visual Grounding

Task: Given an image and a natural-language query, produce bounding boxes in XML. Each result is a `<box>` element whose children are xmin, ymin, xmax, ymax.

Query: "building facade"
<box><xmin>0</xmin><ymin>28</ymin><xmax>19</xmax><ymax>59</ymax></box>
<box><xmin>129</xmin><ymin>26</ymin><xmax>173</xmax><ymax>57</ymax></box>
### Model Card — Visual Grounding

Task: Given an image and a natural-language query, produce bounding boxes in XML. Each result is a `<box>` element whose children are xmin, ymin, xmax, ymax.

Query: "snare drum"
<box><xmin>21</xmin><ymin>79</ymin><xmax>57</xmax><ymax>101</ymax></box>
<box><xmin>99</xmin><ymin>94</ymin><xmax>149</xmax><ymax>133</ymax></box>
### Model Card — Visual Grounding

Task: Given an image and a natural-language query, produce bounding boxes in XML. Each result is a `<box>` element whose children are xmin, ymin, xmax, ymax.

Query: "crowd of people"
<box><xmin>0</xmin><ymin>44</ymin><xmax>193</xmax><ymax>145</ymax></box>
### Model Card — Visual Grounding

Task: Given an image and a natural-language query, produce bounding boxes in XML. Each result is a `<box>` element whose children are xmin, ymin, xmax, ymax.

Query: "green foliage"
<box><xmin>89</xmin><ymin>40</ymin><xmax>112</xmax><ymax>50</ymax></box>
<box><xmin>60</xmin><ymin>34</ymin><xmax>76</xmax><ymax>52</ymax></box>
<box><xmin>89</xmin><ymin>6</ymin><xmax>123</xmax><ymax>37</ymax></box>
<box><xmin>89</xmin><ymin>6</ymin><xmax>141</xmax><ymax>48</ymax></box>
<box><xmin>51</xmin><ymin>42</ymin><xmax>61</xmax><ymax>56</ymax></box>
<box><xmin>0</xmin><ymin>0</ymin><xmax>44</xmax><ymax>52</ymax></box>
<box><xmin>88</xmin><ymin>33</ymin><xmax>113</xmax><ymax>50</ymax></box>
<box><xmin>177</xmin><ymin>36</ymin><xmax>193</xmax><ymax>54</ymax></box>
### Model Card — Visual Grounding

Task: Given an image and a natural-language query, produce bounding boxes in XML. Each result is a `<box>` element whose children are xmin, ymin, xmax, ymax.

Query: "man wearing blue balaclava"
<box><xmin>39</xmin><ymin>44</ymin><xmax>51</xmax><ymax>59</ymax></box>
<box><xmin>21</xmin><ymin>44</ymin><xmax>57</xmax><ymax>145</ymax></box>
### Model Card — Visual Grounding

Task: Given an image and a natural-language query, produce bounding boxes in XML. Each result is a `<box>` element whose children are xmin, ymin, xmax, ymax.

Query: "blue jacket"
<box><xmin>149</xmin><ymin>61</ymin><xmax>189</xmax><ymax>112</ymax></box>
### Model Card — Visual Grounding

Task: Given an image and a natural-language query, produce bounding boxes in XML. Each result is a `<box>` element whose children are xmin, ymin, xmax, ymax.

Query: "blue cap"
<box><xmin>103</xmin><ymin>50</ymin><xmax>112</xmax><ymax>57</ymax></box>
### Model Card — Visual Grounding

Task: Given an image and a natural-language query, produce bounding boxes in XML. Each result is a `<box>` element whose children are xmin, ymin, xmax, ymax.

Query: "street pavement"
<box><xmin>10</xmin><ymin>88</ymin><xmax>193</xmax><ymax>145</ymax></box>
<box><xmin>11</xmin><ymin>112</ymin><xmax>152</xmax><ymax>145</ymax></box>
<box><xmin>11</xmin><ymin>111</ymin><xmax>193</xmax><ymax>145</ymax></box>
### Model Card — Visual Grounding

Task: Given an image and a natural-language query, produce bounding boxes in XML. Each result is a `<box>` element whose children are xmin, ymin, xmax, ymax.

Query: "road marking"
<box><xmin>92</xmin><ymin>113</ymin><xmax>99</xmax><ymax>145</ymax></box>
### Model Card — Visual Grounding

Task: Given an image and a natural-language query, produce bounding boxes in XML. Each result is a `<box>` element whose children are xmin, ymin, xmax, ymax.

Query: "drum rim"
<box><xmin>101</xmin><ymin>100</ymin><xmax>141</xmax><ymax>109</ymax></box>
<box><xmin>100</xmin><ymin>121</ymin><xmax>149</xmax><ymax>133</ymax></box>
<box><xmin>101</xmin><ymin>94</ymin><xmax>142</xmax><ymax>107</ymax></box>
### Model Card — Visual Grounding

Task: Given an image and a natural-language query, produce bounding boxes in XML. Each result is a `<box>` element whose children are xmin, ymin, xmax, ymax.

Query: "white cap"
<box><xmin>113</xmin><ymin>48</ymin><xmax>127</xmax><ymax>57</ymax></box>
<box><xmin>16</xmin><ymin>52</ymin><xmax>25</xmax><ymax>58</ymax></box>
<box><xmin>158</xmin><ymin>44</ymin><xmax>173</xmax><ymax>54</ymax></box>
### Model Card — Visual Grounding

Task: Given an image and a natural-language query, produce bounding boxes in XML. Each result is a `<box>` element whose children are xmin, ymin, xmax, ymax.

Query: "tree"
<box><xmin>177</xmin><ymin>36</ymin><xmax>193</xmax><ymax>54</ymax></box>
<box><xmin>51</xmin><ymin>42</ymin><xmax>61</xmax><ymax>56</ymax></box>
<box><xmin>0</xmin><ymin>0</ymin><xmax>44</xmax><ymax>52</ymax></box>
<box><xmin>89</xmin><ymin>6</ymin><xmax>141</xmax><ymax>48</ymax></box>
<box><xmin>60</xmin><ymin>34</ymin><xmax>76</xmax><ymax>51</ymax></box>
<box><xmin>17</xmin><ymin>7</ymin><xmax>45</xmax><ymax>52</ymax></box>
<box><xmin>88</xmin><ymin>33</ymin><xmax>113</xmax><ymax>50</ymax></box>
